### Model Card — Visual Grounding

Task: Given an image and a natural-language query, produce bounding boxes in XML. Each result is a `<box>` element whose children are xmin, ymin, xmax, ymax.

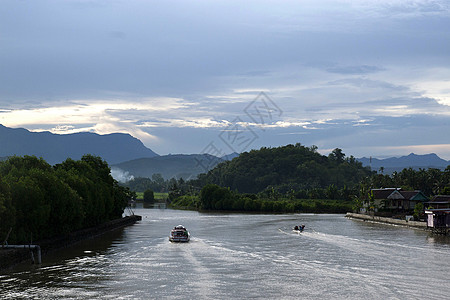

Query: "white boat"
<box><xmin>169</xmin><ymin>225</ymin><xmax>190</xmax><ymax>242</ymax></box>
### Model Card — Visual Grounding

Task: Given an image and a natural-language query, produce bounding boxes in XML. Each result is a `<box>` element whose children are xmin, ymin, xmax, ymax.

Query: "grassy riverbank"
<box><xmin>135</xmin><ymin>192</ymin><xmax>168</xmax><ymax>201</ymax></box>
<box><xmin>170</xmin><ymin>194</ymin><xmax>352</xmax><ymax>213</ymax></box>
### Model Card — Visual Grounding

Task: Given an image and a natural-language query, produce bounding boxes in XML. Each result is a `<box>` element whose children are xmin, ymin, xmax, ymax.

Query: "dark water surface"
<box><xmin>1</xmin><ymin>207</ymin><xmax>449</xmax><ymax>299</ymax></box>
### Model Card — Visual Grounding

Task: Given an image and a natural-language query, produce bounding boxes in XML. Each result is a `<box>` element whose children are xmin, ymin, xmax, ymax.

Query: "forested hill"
<box><xmin>193</xmin><ymin>144</ymin><xmax>374</xmax><ymax>193</ymax></box>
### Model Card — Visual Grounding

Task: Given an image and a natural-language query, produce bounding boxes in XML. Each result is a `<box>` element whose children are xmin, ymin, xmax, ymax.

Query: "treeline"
<box><xmin>126</xmin><ymin>143</ymin><xmax>450</xmax><ymax>215</ymax></box>
<box><xmin>170</xmin><ymin>184</ymin><xmax>352</xmax><ymax>213</ymax></box>
<box><xmin>365</xmin><ymin>166</ymin><xmax>450</xmax><ymax>196</ymax></box>
<box><xmin>121</xmin><ymin>174</ymin><xmax>182</xmax><ymax>193</ymax></box>
<box><xmin>191</xmin><ymin>144</ymin><xmax>373</xmax><ymax>194</ymax></box>
<box><xmin>0</xmin><ymin>155</ymin><xmax>133</xmax><ymax>244</ymax></box>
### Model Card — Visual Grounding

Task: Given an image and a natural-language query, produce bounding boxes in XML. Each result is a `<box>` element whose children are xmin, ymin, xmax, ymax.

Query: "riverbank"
<box><xmin>170</xmin><ymin>194</ymin><xmax>353</xmax><ymax>214</ymax></box>
<box><xmin>346</xmin><ymin>212</ymin><xmax>428</xmax><ymax>229</ymax></box>
<box><xmin>0</xmin><ymin>214</ymin><xmax>142</xmax><ymax>271</ymax></box>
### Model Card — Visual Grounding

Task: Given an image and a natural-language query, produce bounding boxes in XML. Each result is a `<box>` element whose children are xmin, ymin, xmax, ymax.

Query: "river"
<box><xmin>1</xmin><ymin>206</ymin><xmax>449</xmax><ymax>299</ymax></box>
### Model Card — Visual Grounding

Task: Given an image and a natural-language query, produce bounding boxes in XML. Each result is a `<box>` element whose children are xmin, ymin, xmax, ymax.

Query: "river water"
<box><xmin>1</xmin><ymin>206</ymin><xmax>449</xmax><ymax>299</ymax></box>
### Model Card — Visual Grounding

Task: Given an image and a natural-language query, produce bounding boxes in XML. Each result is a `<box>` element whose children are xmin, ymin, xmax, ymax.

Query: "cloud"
<box><xmin>236</xmin><ymin>71</ymin><xmax>272</xmax><ymax>77</ymax></box>
<box><xmin>326</xmin><ymin>65</ymin><xmax>386</xmax><ymax>75</ymax></box>
<box><xmin>376</xmin><ymin>0</ymin><xmax>450</xmax><ymax>19</ymax></box>
<box><xmin>1</xmin><ymin>0</ymin><xmax>450</xmax><ymax>160</ymax></box>
<box><xmin>0</xmin><ymin>99</ymin><xmax>194</xmax><ymax>143</ymax></box>
<box><xmin>140</xmin><ymin>118</ymin><xmax>231</xmax><ymax>129</ymax></box>
<box><xmin>327</xmin><ymin>78</ymin><xmax>409</xmax><ymax>92</ymax></box>
<box><xmin>303</xmin><ymin>96</ymin><xmax>450</xmax><ymax>122</ymax></box>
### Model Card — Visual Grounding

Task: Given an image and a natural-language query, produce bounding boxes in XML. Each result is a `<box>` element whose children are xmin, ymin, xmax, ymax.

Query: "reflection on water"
<box><xmin>426</xmin><ymin>234</ymin><xmax>450</xmax><ymax>245</ymax></box>
<box><xmin>129</xmin><ymin>201</ymin><xmax>167</xmax><ymax>210</ymax></box>
<box><xmin>1</xmin><ymin>208</ymin><xmax>449</xmax><ymax>299</ymax></box>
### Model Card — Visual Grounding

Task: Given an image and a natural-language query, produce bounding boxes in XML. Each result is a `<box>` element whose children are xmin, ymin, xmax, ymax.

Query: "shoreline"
<box><xmin>345</xmin><ymin>212</ymin><xmax>428</xmax><ymax>230</ymax></box>
<box><xmin>0</xmin><ymin>214</ymin><xmax>142</xmax><ymax>271</ymax></box>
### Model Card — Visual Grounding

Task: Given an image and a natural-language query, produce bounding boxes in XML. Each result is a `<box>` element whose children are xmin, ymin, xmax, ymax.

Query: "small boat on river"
<box><xmin>169</xmin><ymin>225</ymin><xmax>190</xmax><ymax>242</ymax></box>
<box><xmin>293</xmin><ymin>225</ymin><xmax>305</xmax><ymax>233</ymax></box>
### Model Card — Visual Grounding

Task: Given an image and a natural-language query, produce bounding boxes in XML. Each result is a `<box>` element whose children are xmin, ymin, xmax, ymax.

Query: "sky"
<box><xmin>1</xmin><ymin>0</ymin><xmax>450</xmax><ymax>159</ymax></box>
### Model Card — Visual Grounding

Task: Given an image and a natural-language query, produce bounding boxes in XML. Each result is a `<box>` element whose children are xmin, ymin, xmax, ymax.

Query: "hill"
<box><xmin>221</xmin><ymin>152</ymin><xmax>240</xmax><ymax>161</ymax></box>
<box><xmin>0</xmin><ymin>124</ymin><xmax>158</xmax><ymax>165</ymax></box>
<box><xmin>112</xmin><ymin>154</ymin><xmax>224</xmax><ymax>181</ymax></box>
<box><xmin>357</xmin><ymin>153</ymin><xmax>450</xmax><ymax>174</ymax></box>
<box><xmin>193</xmin><ymin>144</ymin><xmax>373</xmax><ymax>193</ymax></box>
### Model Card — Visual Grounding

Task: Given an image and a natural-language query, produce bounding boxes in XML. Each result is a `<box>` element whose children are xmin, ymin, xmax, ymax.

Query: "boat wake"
<box><xmin>278</xmin><ymin>227</ymin><xmax>317</xmax><ymax>236</ymax></box>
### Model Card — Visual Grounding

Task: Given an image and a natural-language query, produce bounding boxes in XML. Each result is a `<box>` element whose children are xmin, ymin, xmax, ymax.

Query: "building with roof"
<box><xmin>425</xmin><ymin>208</ymin><xmax>450</xmax><ymax>234</ymax></box>
<box><xmin>427</xmin><ymin>195</ymin><xmax>450</xmax><ymax>209</ymax></box>
<box><xmin>370</xmin><ymin>188</ymin><xmax>428</xmax><ymax>211</ymax></box>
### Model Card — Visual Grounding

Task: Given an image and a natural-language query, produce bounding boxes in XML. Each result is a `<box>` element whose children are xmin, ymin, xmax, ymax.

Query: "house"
<box><xmin>427</xmin><ymin>195</ymin><xmax>450</xmax><ymax>209</ymax></box>
<box><xmin>425</xmin><ymin>208</ymin><xmax>450</xmax><ymax>232</ymax></box>
<box><xmin>370</xmin><ymin>188</ymin><xmax>428</xmax><ymax>211</ymax></box>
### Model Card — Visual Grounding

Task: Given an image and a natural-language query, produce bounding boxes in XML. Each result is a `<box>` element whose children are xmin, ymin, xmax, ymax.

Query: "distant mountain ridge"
<box><xmin>0</xmin><ymin>124</ymin><xmax>158</xmax><ymax>165</ymax></box>
<box><xmin>112</xmin><ymin>154</ymin><xmax>226</xmax><ymax>181</ymax></box>
<box><xmin>2</xmin><ymin>124</ymin><xmax>449</xmax><ymax>178</ymax></box>
<box><xmin>221</xmin><ymin>152</ymin><xmax>240</xmax><ymax>161</ymax></box>
<box><xmin>357</xmin><ymin>153</ymin><xmax>450</xmax><ymax>173</ymax></box>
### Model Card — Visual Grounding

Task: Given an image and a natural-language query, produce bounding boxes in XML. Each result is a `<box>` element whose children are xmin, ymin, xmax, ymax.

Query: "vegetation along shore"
<box><xmin>2</xmin><ymin>143</ymin><xmax>450</xmax><ymax>269</ymax></box>
<box><xmin>0</xmin><ymin>155</ymin><xmax>137</xmax><ymax>269</ymax></box>
<box><xmin>152</xmin><ymin>144</ymin><xmax>449</xmax><ymax>217</ymax></box>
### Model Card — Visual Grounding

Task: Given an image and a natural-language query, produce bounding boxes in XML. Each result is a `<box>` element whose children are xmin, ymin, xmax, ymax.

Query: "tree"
<box><xmin>0</xmin><ymin>176</ymin><xmax>14</xmax><ymax>243</ymax></box>
<box><xmin>199</xmin><ymin>184</ymin><xmax>234</xmax><ymax>210</ymax></box>
<box><xmin>367</xmin><ymin>190</ymin><xmax>375</xmax><ymax>212</ymax></box>
<box><xmin>329</xmin><ymin>148</ymin><xmax>345</xmax><ymax>163</ymax></box>
<box><xmin>352</xmin><ymin>195</ymin><xmax>363</xmax><ymax>213</ymax></box>
<box><xmin>442</xmin><ymin>186</ymin><xmax>450</xmax><ymax>195</ymax></box>
<box><xmin>191</xmin><ymin>144</ymin><xmax>371</xmax><ymax>193</ymax></box>
<box><xmin>326</xmin><ymin>184</ymin><xmax>339</xmax><ymax>200</ymax></box>
<box><xmin>152</xmin><ymin>173</ymin><xmax>165</xmax><ymax>187</ymax></box>
<box><xmin>413</xmin><ymin>202</ymin><xmax>424</xmax><ymax>221</ymax></box>
<box><xmin>143</xmin><ymin>189</ymin><xmax>155</xmax><ymax>203</ymax></box>
<box><xmin>0</xmin><ymin>155</ymin><xmax>131</xmax><ymax>244</ymax></box>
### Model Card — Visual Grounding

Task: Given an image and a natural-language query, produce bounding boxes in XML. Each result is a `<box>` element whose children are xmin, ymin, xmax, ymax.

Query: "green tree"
<box><xmin>329</xmin><ymin>148</ymin><xmax>345</xmax><ymax>163</ymax></box>
<box><xmin>152</xmin><ymin>173</ymin><xmax>165</xmax><ymax>187</ymax></box>
<box><xmin>192</xmin><ymin>144</ymin><xmax>371</xmax><ymax>194</ymax></box>
<box><xmin>413</xmin><ymin>202</ymin><xmax>424</xmax><ymax>221</ymax></box>
<box><xmin>0</xmin><ymin>155</ymin><xmax>130</xmax><ymax>244</ymax></box>
<box><xmin>442</xmin><ymin>186</ymin><xmax>450</xmax><ymax>195</ymax></box>
<box><xmin>0</xmin><ymin>176</ymin><xmax>14</xmax><ymax>243</ymax></box>
<box><xmin>326</xmin><ymin>184</ymin><xmax>339</xmax><ymax>200</ymax></box>
<box><xmin>199</xmin><ymin>184</ymin><xmax>234</xmax><ymax>210</ymax></box>
<box><xmin>143</xmin><ymin>189</ymin><xmax>155</xmax><ymax>203</ymax></box>
<box><xmin>113</xmin><ymin>183</ymin><xmax>135</xmax><ymax>217</ymax></box>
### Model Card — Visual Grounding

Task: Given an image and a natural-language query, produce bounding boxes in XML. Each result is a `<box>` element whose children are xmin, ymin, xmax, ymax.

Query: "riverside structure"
<box><xmin>345</xmin><ymin>212</ymin><xmax>428</xmax><ymax>229</ymax></box>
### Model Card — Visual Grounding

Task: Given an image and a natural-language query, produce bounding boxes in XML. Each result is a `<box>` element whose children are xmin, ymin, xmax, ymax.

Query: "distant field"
<box><xmin>135</xmin><ymin>192</ymin><xmax>168</xmax><ymax>202</ymax></box>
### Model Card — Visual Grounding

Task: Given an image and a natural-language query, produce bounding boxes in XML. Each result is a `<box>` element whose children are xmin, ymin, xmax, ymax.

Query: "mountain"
<box><xmin>357</xmin><ymin>153</ymin><xmax>450</xmax><ymax>174</ymax></box>
<box><xmin>0</xmin><ymin>124</ymin><xmax>158</xmax><ymax>165</ymax></box>
<box><xmin>221</xmin><ymin>152</ymin><xmax>240</xmax><ymax>161</ymax></box>
<box><xmin>112</xmin><ymin>154</ymin><xmax>225</xmax><ymax>181</ymax></box>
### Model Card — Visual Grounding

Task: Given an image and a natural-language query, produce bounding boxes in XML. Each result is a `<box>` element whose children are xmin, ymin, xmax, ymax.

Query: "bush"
<box><xmin>170</xmin><ymin>195</ymin><xmax>198</xmax><ymax>209</ymax></box>
<box><xmin>143</xmin><ymin>189</ymin><xmax>155</xmax><ymax>203</ymax></box>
